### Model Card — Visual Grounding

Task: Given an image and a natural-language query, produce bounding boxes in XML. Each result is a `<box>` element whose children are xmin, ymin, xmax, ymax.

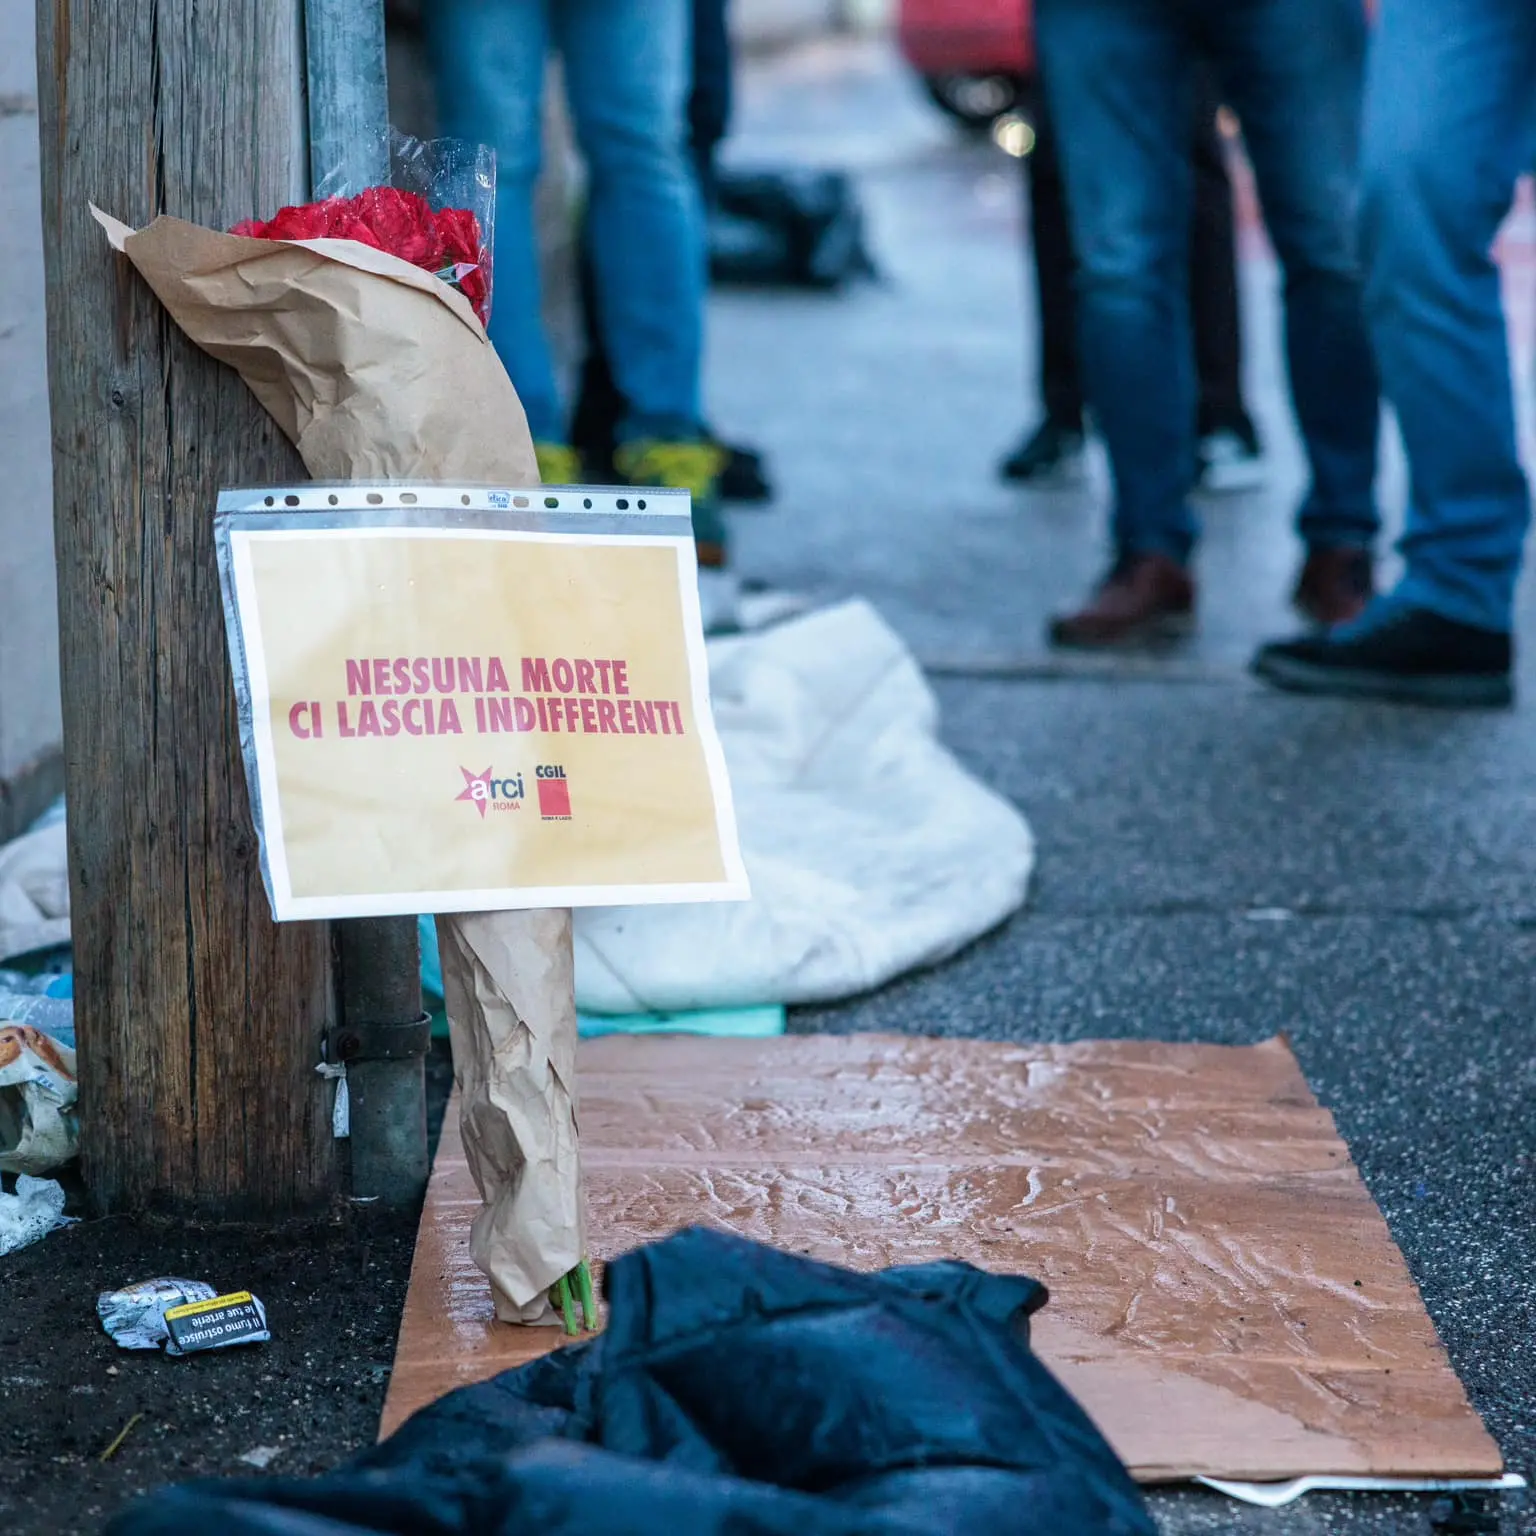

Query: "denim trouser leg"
<box><xmin>1035</xmin><ymin>0</ymin><xmax>1378</xmax><ymax>563</ymax></box>
<box><xmin>1206</xmin><ymin>0</ymin><xmax>1379</xmax><ymax>552</ymax></box>
<box><xmin>1034</xmin><ymin>0</ymin><xmax>1199</xmax><ymax>563</ymax></box>
<box><xmin>1361</xmin><ymin>0</ymin><xmax>1536</xmax><ymax>633</ymax></box>
<box><xmin>557</xmin><ymin>0</ymin><xmax>705</xmax><ymax>440</ymax></box>
<box><xmin>425</xmin><ymin>0</ymin><xmax>562</xmax><ymax>441</ymax></box>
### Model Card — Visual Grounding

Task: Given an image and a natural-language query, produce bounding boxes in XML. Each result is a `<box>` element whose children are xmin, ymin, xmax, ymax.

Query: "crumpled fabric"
<box><xmin>105</xmin><ymin>1228</ymin><xmax>1155</xmax><ymax>1536</ymax></box>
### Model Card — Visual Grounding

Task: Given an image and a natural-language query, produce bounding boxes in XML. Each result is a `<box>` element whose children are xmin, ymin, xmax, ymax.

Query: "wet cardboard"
<box><xmin>382</xmin><ymin>1034</ymin><xmax>1502</xmax><ymax>1482</ymax></box>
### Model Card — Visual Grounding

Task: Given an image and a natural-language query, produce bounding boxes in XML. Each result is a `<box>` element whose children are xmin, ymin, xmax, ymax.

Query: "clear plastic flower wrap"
<box><xmin>233</xmin><ymin>129</ymin><xmax>497</xmax><ymax>325</ymax></box>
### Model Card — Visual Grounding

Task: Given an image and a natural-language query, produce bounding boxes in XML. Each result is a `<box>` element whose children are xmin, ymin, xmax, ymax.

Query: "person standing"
<box><xmin>1252</xmin><ymin>0</ymin><xmax>1534</xmax><ymax>707</ymax></box>
<box><xmin>570</xmin><ymin>0</ymin><xmax>774</xmax><ymax>505</ymax></box>
<box><xmin>1001</xmin><ymin>68</ymin><xmax>1264</xmax><ymax>495</ymax></box>
<box><xmin>1034</xmin><ymin>0</ymin><xmax>1380</xmax><ymax>648</ymax></box>
<box><xmin>426</xmin><ymin>0</ymin><xmax>729</xmax><ymax>566</ymax></box>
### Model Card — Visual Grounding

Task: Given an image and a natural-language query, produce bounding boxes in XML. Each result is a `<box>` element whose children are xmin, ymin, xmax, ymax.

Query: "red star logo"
<box><xmin>456</xmin><ymin>766</ymin><xmax>494</xmax><ymax>818</ymax></box>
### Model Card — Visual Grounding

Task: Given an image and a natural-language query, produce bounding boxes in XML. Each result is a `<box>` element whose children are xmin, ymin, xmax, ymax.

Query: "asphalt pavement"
<box><xmin>712</xmin><ymin>35</ymin><xmax>1536</xmax><ymax>1536</ymax></box>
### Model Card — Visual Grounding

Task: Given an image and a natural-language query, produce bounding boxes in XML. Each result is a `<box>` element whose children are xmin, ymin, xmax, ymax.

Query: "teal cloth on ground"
<box><xmin>419</xmin><ymin>914</ymin><xmax>443</xmax><ymax>1000</ymax></box>
<box><xmin>419</xmin><ymin>916</ymin><xmax>783</xmax><ymax>1040</ymax></box>
<box><xmin>578</xmin><ymin>1005</ymin><xmax>786</xmax><ymax>1038</ymax></box>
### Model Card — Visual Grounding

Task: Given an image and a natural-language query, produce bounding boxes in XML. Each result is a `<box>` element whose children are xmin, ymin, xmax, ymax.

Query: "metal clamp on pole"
<box><xmin>326</xmin><ymin>1015</ymin><xmax>433</xmax><ymax>1066</ymax></box>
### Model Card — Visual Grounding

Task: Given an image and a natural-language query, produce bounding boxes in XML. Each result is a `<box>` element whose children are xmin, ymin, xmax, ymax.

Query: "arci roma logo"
<box><xmin>536</xmin><ymin>765</ymin><xmax>571</xmax><ymax>820</ymax></box>
<box><xmin>455</xmin><ymin>767</ymin><xmax>526</xmax><ymax>818</ymax></box>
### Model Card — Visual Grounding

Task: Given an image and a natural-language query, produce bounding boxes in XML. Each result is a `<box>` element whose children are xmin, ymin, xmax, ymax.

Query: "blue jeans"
<box><xmin>1361</xmin><ymin>0</ymin><xmax>1536</xmax><ymax>634</ymax></box>
<box><xmin>1033</xmin><ymin>0</ymin><xmax>1380</xmax><ymax>565</ymax></box>
<box><xmin>427</xmin><ymin>0</ymin><xmax>706</xmax><ymax>443</ymax></box>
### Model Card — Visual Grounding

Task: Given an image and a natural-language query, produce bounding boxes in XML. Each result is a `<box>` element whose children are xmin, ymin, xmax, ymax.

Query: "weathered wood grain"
<box><xmin>35</xmin><ymin>0</ymin><xmax>339</xmax><ymax>1213</ymax></box>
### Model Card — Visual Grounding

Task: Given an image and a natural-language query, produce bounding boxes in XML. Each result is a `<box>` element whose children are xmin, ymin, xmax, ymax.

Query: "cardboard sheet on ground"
<box><xmin>216</xmin><ymin>485</ymin><xmax>747</xmax><ymax>921</ymax></box>
<box><xmin>382</xmin><ymin>1034</ymin><xmax>1503</xmax><ymax>1484</ymax></box>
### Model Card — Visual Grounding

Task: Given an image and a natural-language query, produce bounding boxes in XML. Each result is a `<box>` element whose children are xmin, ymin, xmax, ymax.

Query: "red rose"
<box><xmin>434</xmin><ymin>206</ymin><xmax>484</xmax><ymax>268</ymax></box>
<box><xmin>260</xmin><ymin>199</ymin><xmax>346</xmax><ymax>242</ymax></box>
<box><xmin>329</xmin><ymin>214</ymin><xmax>385</xmax><ymax>251</ymax></box>
<box><xmin>230</xmin><ymin>189</ymin><xmax>491</xmax><ymax>322</ymax></box>
<box><xmin>353</xmin><ymin>187</ymin><xmax>444</xmax><ymax>269</ymax></box>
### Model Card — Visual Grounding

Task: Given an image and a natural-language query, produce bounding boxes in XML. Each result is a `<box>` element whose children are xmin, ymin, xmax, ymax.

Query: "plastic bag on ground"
<box><xmin>0</xmin><ymin>1173</ymin><xmax>70</xmax><ymax>1256</ymax></box>
<box><xmin>0</xmin><ymin>1024</ymin><xmax>78</xmax><ymax>1174</ymax></box>
<box><xmin>105</xmin><ymin>1227</ymin><xmax>1155</xmax><ymax>1536</ymax></box>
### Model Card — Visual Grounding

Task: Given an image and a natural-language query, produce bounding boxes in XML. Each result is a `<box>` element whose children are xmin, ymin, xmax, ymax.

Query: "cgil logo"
<box><xmin>455</xmin><ymin>767</ymin><xmax>525</xmax><ymax>819</ymax></box>
<box><xmin>536</xmin><ymin>765</ymin><xmax>572</xmax><ymax>820</ymax></box>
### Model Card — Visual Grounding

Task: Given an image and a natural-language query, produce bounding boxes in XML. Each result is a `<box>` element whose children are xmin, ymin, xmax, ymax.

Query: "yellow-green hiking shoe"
<box><xmin>534</xmin><ymin>442</ymin><xmax>584</xmax><ymax>486</ymax></box>
<box><xmin>614</xmin><ymin>439</ymin><xmax>729</xmax><ymax>568</ymax></box>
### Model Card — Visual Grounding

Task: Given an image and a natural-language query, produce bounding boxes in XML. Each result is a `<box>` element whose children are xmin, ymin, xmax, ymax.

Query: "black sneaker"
<box><xmin>716</xmin><ymin>439</ymin><xmax>773</xmax><ymax>504</ymax></box>
<box><xmin>999</xmin><ymin>420</ymin><xmax>1087</xmax><ymax>484</ymax></box>
<box><xmin>1195</xmin><ymin>423</ymin><xmax>1265</xmax><ymax>494</ymax></box>
<box><xmin>1251</xmin><ymin>603</ymin><xmax>1513</xmax><ymax>708</ymax></box>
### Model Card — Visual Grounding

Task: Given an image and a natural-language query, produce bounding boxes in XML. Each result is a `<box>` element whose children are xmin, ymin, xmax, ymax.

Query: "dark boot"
<box><xmin>1048</xmin><ymin>553</ymin><xmax>1196</xmax><ymax>649</ymax></box>
<box><xmin>1292</xmin><ymin>547</ymin><xmax>1374</xmax><ymax>628</ymax></box>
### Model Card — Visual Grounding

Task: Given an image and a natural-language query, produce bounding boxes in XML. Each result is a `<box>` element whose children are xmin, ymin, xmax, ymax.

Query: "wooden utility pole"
<box><xmin>35</xmin><ymin>0</ymin><xmax>338</xmax><ymax>1213</ymax></box>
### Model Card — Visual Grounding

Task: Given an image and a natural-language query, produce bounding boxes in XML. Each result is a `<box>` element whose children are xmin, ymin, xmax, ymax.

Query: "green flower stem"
<box><xmin>550</xmin><ymin>1261</ymin><xmax>599</xmax><ymax>1336</ymax></box>
<box><xmin>576</xmin><ymin>1260</ymin><xmax>598</xmax><ymax>1331</ymax></box>
<box><xmin>551</xmin><ymin>1272</ymin><xmax>578</xmax><ymax>1335</ymax></box>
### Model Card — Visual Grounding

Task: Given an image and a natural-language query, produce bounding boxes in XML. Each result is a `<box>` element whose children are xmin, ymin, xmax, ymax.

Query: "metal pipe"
<box><xmin>333</xmin><ymin>919</ymin><xmax>429</xmax><ymax>1207</ymax></box>
<box><xmin>302</xmin><ymin>0</ymin><xmax>428</xmax><ymax>1208</ymax></box>
<box><xmin>304</xmin><ymin>0</ymin><xmax>391</xmax><ymax>197</ymax></box>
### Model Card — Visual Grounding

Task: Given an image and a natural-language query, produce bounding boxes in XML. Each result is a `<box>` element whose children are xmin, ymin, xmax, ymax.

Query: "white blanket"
<box><xmin>0</xmin><ymin>819</ymin><xmax>69</xmax><ymax>964</ymax></box>
<box><xmin>574</xmin><ymin>601</ymin><xmax>1035</xmax><ymax>1012</ymax></box>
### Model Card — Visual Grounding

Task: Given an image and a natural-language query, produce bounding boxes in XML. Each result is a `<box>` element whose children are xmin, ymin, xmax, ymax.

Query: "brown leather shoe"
<box><xmin>1292</xmin><ymin>547</ymin><xmax>1373</xmax><ymax>627</ymax></box>
<box><xmin>1048</xmin><ymin>553</ymin><xmax>1196</xmax><ymax>649</ymax></box>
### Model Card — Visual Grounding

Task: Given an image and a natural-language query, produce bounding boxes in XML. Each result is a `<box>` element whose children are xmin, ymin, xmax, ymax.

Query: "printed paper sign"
<box><xmin>216</xmin><ymin>485</ymin><xmax>748</xmax><ymax>920</ymax></box>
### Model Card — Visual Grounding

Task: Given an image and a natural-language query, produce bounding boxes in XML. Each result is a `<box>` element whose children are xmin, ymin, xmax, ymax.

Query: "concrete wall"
<box><xmin>0</xmin><ymin>0</ymin><xmax>64</xmax><ymax>836</ymax></box>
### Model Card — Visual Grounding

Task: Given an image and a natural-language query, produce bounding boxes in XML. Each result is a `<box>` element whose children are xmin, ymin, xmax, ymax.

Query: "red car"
<box><xmin>899</xmin><ymin>0</ymin><xmax>1377</xmax><ymax>128</ymax></box>
<box><xmin>897</xmin><ymin>0</ymin><xmax>1034</xmax><ymax>127</ymax></box>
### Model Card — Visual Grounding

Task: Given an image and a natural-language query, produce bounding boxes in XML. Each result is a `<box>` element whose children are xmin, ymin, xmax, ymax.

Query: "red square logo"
<box><xmin>538</xmin><ymin>777</ymin><xmax>571</xmax><ymax>819</ymax></box>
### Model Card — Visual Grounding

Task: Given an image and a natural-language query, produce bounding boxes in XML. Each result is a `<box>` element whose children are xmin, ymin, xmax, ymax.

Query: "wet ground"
<box><xmin>716</xmin><ymin>35</ymin><xmax>1536</xmax><ymax>1536</ymax></box>
<box><xmin>5</xmin><ymin>27</ymin><xmax>1536</xmax><ymax>1536</ymax></box>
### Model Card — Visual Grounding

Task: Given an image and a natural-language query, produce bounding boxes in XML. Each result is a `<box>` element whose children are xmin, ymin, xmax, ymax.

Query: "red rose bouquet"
<box><xmin>232</xmin><ymin>186</ymin><xmax>491</xmax><ymax>326</ymax></box>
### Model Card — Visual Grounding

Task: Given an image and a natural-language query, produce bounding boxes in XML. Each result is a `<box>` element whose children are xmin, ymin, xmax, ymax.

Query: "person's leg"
<box><xmin>1251</xmin><ymin>0</ymin><xmax>1536</xmax><ymax>705</ymax></box>
<box><xmin>689</xmin><ymin>0</ymin><xmax>733</xmax><ymax>203</ymax></box>
<box><xmin>1030</xmin><ymin>94</ymin><xmax>1085</xmax><ymax>435</ymax></box>
<box><xmin>425</xmin><ymin>0</ymin><xmax>562</xmax><ymax>443</ymax></box>
<box><xmin>1203</xmin><ymin>0</ymin><xmax>1379</xmax><ymax>556</ymax></box>
<box><xmin>1187</xmin><ymin>69</ymin><xmax>1250</xmax><ymax>442</ymax></box>
<box><xmin>1363</xmin><ymin>0</ymin><xmax>1536</xmax><ymax>633</ymax></box>
<box><xmin>569</xmin><ymin>231</ymin><xmax>626</xmax><ymax>479</ymax></box>
<box><xmin>1000</xmin><ymin>86</ymin><xmax>1090</xmax><ymax>482</ymax></box>
<box><xmin>555</xmin><ymin>0</ymin><xmax>706</xmax><ymax>441</ymax></box>
<box><xmin>1034</xmin><ymin>0</ymin><xmax>1198</xmax><ymax>567</ymax></box>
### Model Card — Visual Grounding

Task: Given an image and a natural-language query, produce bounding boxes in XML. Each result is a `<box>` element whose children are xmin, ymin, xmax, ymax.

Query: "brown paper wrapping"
<box><xmin>91</xmin><ymin>208</ymin><xmax>537</xmax><ymax>485</ymax></box>
<box><xmin>98</xmin><ymin>206</ymin><xmax>574</xmax><ymax>1323</ymax></box>
<box><xmin>437</xmin><ymin>913</ymin><xmax>582</xmax><ymax>1323</ymax></box>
